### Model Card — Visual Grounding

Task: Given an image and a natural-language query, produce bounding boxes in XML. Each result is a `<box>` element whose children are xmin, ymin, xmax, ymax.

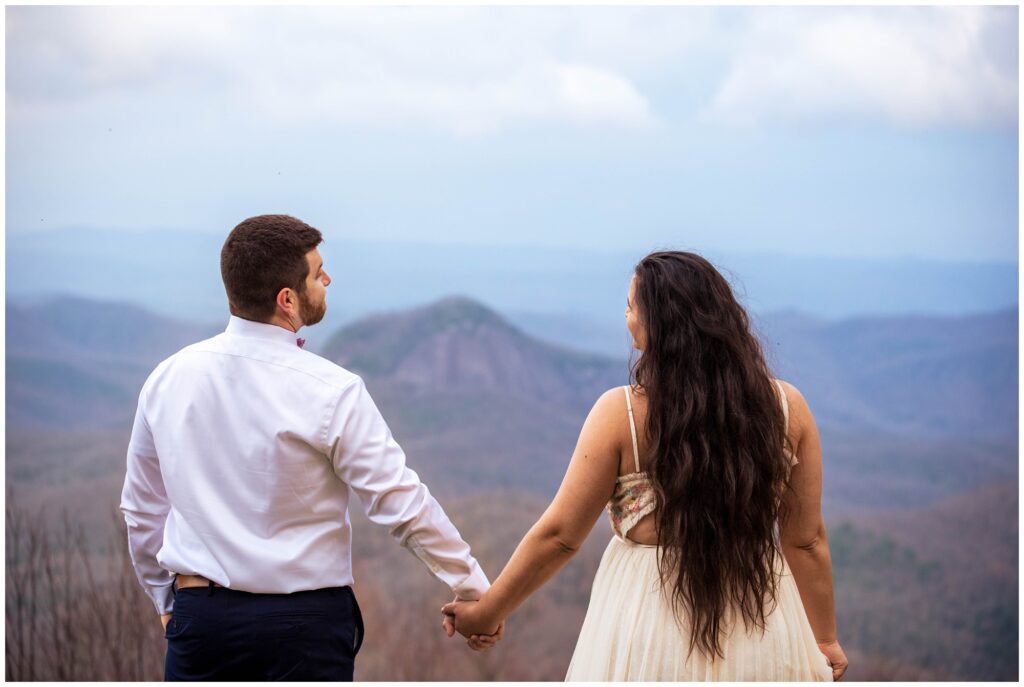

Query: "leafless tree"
<box><xmin>5</xmin><ymin>497</ymin><xmax>164</xmax><ymax>681</ymax></box>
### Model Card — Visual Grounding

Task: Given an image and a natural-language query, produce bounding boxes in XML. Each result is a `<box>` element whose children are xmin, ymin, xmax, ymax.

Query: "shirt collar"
<box><xmin>225</xmin><ymin>315</ymin><xmax>302</xmax><ymax>347</ymax></box>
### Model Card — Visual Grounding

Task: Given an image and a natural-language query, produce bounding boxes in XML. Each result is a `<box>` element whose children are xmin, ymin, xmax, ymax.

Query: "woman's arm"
<box><xmin>777</xmin><ymin>382</ymin><xmax>848</xmax><ymax>680</ymax></box>
<box><xmin>443</xmin><ymin>388</ymin><xmax>625</xmax><ymax>636</ymax></box>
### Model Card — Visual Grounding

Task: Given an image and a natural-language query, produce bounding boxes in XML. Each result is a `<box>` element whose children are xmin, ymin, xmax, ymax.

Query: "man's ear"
<box><xmin>275</xmin><ymin>287</ymin><xmax>296</xmax><ymax>316</ymax></box>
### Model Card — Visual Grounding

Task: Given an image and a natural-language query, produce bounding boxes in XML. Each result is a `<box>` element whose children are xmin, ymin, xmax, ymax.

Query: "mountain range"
<box><xmin>6</xmin><ymin>298</ymin><xmax>219</xmax><ymax>429</ymax></box>
<box><xmin>8</xmin><ymin>294</ymin><xmax>1017</xmax><ymax>440</ymax></box>
<box><xmin>5</xmin><ymin>293</ymin><xmax>1017</xmax><ymax>680</ymax></box>
<box><xmin>6</xmin><ymin>294</ymin><xmax>1017</xmax><ymax>512</ymax></box>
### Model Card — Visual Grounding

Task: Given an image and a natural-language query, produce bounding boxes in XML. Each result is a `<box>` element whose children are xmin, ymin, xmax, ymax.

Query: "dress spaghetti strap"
<box><xmin>624</xmin><ymin>386</ymin><xmax>640</xmax><ymax>473</ymax></box>
<box><xmin>774</xmin><ymin>379</ymin><xmax>790</xmax><ymax>434</ymax></box>
<box><xmin>774</xmin><ymin>379</ymin><xmax>800</xmax><ymax>468</ymax></box>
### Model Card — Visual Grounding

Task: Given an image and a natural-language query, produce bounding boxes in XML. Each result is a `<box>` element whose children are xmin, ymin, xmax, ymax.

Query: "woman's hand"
<box><xmin>467</xmin><ymin>620</ymin><xmax>505</xmax><ymax>651</ymax></box>
<box><xmin>441</xmin><ymin>598</ymin><xmax>505</xmax><ymax>651</ymax></box>
<box><xmin>817</xmin><ymin>640</ymin><xmax>848</xmax><ymax>681</ymax></box>
<box><xmin>441</xmin><ymin>599</ymin><xmax>502</xmax><ymax>638</ymax></box>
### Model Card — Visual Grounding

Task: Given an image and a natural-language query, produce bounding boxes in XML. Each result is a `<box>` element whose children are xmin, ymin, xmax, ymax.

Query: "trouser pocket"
<box><xmin>347</xmin><ymin>587</ymin><xmax>365</xmax><ymax>656</ymax></box>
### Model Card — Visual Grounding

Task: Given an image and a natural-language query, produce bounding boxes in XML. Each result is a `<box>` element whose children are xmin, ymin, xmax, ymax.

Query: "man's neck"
<box><xmin>232</xmin><ymin>312</ymin><xmax>302</xmax><ymax>334</ymax></box>
<box><xmin>267</xmin><ymin>313</ymin><xmax>302</xmax><ymax>333</ymax></box>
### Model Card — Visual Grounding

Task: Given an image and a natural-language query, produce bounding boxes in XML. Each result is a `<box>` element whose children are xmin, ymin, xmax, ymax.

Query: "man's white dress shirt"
<box><xmin>121</xmin><ymin>316</ymin><xmax>489</xmax><ymax>614</ymax></box>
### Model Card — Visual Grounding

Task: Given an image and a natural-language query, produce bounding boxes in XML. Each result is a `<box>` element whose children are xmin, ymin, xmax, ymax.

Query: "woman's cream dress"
<box><xmin>565</xmin><ymin>384</ymin><xmax>833</xmax><ymax>681</ymax></box>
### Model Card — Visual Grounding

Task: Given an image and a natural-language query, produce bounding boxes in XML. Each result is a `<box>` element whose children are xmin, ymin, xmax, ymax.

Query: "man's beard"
<box><xmin>298</xmin><ymin>290</ymin><xmax>327</xmax><ymax>326</ymax></box>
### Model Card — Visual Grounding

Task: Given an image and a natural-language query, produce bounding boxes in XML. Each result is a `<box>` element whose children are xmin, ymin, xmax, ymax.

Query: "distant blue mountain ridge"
<box><xmin>8</xmin><ymin>293</ymin><xmax>1016</xmax><ymax>444</ymax></box>
<box><xmin>6</xmin><ymin>228</ymin><xmax>1018</xmax><ymax>336</ymax></box>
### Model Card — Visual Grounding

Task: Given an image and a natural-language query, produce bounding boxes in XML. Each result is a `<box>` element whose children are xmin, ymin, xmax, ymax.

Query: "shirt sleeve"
<box><xmin>119</xmin><ymin>387</ymin><xmax>175</xmax><ymax>614</ymax></box>
<box><xmin>326</xmin><ymin>378</ymin><xmax>490</xmax><ymax>600</ymax></box>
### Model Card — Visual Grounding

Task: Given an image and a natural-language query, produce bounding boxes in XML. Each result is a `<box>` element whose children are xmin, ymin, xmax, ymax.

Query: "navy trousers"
<box><xmin>164</xmin><ymin>585</ymin><xmax>364</xmax><ymax>681</ymax></box>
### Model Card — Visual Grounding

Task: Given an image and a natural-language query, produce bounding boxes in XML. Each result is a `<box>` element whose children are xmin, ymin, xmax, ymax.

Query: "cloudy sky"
<box><xmin>6</xmin><ymin>5</ymin><xmax>1019</xmax><ymax>261</ymax></box>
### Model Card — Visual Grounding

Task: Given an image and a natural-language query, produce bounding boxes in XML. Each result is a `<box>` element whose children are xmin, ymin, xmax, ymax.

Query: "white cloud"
<box><xmin>241</xmin><ymin>58</ymin><xmax>652</xmax><ymax>137</ymax></box>
<box><xmin>6</xmin><ymin>6</ymin><xmax>1017</xmax><ymax>135</ymax></box>
<box><xmin>557</xmin><ymin>65</ymin><xmax>652</xmax><ymax>125</ymax></box>
<box><xmin>704</xmin><ymin>6</ymin><xmax>1017</xmax><ymax>128</ymax></box>
<box><xmin>7</xmin><ymin>6</ymin><xmax>658</xmax><ymax>137</ymax></box>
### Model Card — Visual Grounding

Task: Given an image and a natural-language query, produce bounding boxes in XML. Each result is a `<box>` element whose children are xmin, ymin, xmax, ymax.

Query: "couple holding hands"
<box><xmin>121</xmin><ymin>214</ymin><xmax>847</xmax><ymax>681</ymax></box>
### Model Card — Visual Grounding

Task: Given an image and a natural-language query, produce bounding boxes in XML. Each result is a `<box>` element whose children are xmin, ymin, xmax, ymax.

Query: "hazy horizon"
<box><xmin>6</xmin><ymin>226</ymin><xmax>1018</xmax><ymax>340</ymax></box>
<box><xmin>6</xmin><ymin>223</ymin><xmax>1023</xmax><ymax>267</ymax></box>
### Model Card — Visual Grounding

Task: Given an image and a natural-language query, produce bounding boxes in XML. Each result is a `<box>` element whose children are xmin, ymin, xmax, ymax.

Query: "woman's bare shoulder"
<box><xmin>584</xmin><ymin>386</ymin><xmax>633</xmax><ymax>443</ymax></box>
<box><xmin>770</xmin><ymin>376</ymin><xmax>811</xmax><ymax>413</ymax></box>
<box><xmin>590</xmin><ymin>385</ymin><xmax>630</xmax><ymax>419</ymax></box>
<box><xmin>774</xmin><ymin>378</ymin><xmax>806</xmax><ymax>403</ymax></box>
<box><xmin>774</xmin><ymin>378</ymin><xmax>814</xmax><ymax>432</ymax></box>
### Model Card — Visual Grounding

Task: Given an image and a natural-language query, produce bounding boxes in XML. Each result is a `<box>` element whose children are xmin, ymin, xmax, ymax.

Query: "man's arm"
<box><xmin>442</xmin><ymin>387</ymin><xmax>622</xmax><ymax>636</ymax></box>
<box><xmin>120</xmin><ymin>388</ymin><xmax>175</xmax><ymax>617</ymax></box>
<box><xmin>325</xmin><ymin>378</ymin><xmax>489</xmax><ymax>600</ymax></box>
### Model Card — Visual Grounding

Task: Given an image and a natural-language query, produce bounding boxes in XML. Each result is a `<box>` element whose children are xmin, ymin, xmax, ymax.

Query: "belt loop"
<box><xmin>207</xmin><ymin>580</ymin><xmax>215</xmax><ymax>596</ymax></box>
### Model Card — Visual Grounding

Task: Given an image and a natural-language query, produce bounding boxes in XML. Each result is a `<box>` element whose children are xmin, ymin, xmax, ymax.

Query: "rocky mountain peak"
<box><xmin>322</xmin><ymin>295</ymin><xmax>622</xmax><ymax>405</ymax></box>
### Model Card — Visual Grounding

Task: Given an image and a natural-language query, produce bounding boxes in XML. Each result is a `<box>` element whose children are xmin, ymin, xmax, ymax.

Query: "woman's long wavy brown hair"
<box><xmin>630</xmin><ymin>251</ymin><xmax>792</xmax><ymax>660</ymax></box>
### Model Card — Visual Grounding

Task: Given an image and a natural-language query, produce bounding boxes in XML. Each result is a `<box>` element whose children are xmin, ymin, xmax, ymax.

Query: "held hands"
<box><xmin>817</xmin><ymin>640</ymin><xmax>849</xmax><ymax>681</ymax></box>
<box><xmin>440</xmin><ymin>598</ymin><xmax>505</xmax><ymax>652</ymax></box>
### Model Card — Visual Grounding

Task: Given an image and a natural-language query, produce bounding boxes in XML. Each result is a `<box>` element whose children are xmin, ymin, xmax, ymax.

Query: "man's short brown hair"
<box><xmin>220</xmin><ymin>215</ymin><xmax>324</xmax><ymax>321</ymax></box>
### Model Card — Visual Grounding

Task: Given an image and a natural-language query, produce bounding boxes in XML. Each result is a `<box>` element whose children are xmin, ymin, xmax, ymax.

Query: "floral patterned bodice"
<box><xmin>608</xmin><ymin>471</ymin><xmax>657</xmax><ymax>539</ymax></box>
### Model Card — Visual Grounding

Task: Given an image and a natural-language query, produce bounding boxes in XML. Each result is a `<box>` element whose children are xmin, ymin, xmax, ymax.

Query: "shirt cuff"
<box><xmin>452</xmin><ymin>561</ymin><xmax>490</xmax><ymax>601</ymax></box>
<box><xmin>149</xmin><ymin>581</ymin><xmax>175</xmax><ymax>615</ymax></box>
<box><xmin>403</xmin><ymin>536</ymin><xmax>491</xmax><ymax>600</ymax></box>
